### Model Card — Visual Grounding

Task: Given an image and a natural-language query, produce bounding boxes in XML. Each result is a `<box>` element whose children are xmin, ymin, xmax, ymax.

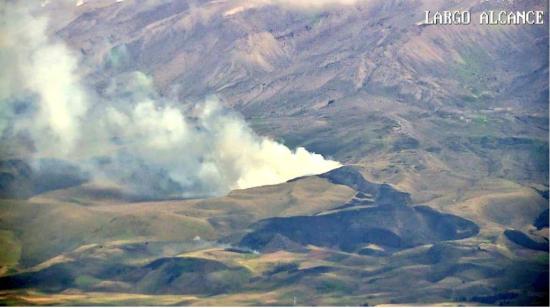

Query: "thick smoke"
<box><xmin>0</xmin><ymin>2</ymin><xmax>88</xmax><ymax>156</ymax></box>
<box><xmin>0</xmin><ymin>2</ymin><xmax>340</xmax><ymax>199</ymax></box>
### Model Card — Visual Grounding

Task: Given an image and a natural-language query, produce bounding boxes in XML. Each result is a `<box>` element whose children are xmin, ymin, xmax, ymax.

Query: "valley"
<box><xmin>0</xmin><ymin>0</ymin><xmax>548</xmax><ymax>305</ymax></box>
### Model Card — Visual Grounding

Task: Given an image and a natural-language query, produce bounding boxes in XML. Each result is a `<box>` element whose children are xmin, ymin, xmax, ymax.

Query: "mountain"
<box><xmin>240</xmin><ymin>167</ymin><xmax>480</xmax><ymax>254</ymax></box>
<box><xmin>0</xmin><ymin>166</ymin><xmax>547</xmax><ymax>305</ymax></box>
<box><xmin>0</xmin><ymin>0</ymin><xmax>548</xmax><ymax>306</ymax></box>
<box><xmin>40</xmin><ymin>0</ymin><xmax>548</xmax><ymax>210</ymax></box>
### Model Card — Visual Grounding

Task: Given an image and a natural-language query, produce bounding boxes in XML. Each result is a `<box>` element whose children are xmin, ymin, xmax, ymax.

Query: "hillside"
<box><xmin>0</xmin><ymin>0</ymin><xmax>548</xmax><ymax>306</ymax></box>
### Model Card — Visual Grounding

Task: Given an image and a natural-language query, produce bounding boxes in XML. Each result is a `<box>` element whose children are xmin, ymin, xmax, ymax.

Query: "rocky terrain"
<box><xmin>0</xmin><ymin>0</ymin><xmax>548</xmax><ymax>306</ymax></box>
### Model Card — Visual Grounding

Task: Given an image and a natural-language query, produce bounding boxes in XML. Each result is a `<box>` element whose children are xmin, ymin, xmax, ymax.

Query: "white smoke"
<box><xmin>0</xmin><ymin>2</ymin><xmax>88</xmax><ymax>156</ymax></box>
<box><xmin>0</xmin><ymin>2</ymin><xmax>340</xmax><ymax>199</ymax></box>
<box><xmin>263</xmin><ymin>0</ymin><xmax>364</xmax><ymax>9</ymax></box>
<box><xmin>223</xmin><ymin>0</ymin><xmax>365</xmax><ymax>16</ymax></box>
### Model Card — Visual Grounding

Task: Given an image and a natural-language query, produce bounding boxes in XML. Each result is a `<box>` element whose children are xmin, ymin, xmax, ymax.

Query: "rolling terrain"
<box><xmin>0</xmin><ymin>0</ymin><xmax>548</xmax><ymax>306</ymax></box>
<box><xmin>0</xmin><ymin>166</ymin><xmax>547</xmax><ymax>305</ymax></box>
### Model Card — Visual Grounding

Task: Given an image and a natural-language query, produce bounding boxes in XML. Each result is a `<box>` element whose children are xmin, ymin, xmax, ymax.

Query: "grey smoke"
<box><xmin>0</xmin><ymin>2</ymin><xmax>341</xmax><ymax>199</ymax></box>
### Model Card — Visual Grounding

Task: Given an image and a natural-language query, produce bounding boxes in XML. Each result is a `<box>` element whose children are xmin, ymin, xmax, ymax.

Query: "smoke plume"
<box><xmin>0</xmin><ymin>2</ymin><xmax>340</xmax><ymax>199</ymax></box>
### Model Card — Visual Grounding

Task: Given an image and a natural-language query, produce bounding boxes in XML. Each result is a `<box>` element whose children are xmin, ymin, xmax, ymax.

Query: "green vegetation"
<box><xmin>0</xmin><ymin>230</ymin><xmax>20</xmax><ymax>267</ymax></box>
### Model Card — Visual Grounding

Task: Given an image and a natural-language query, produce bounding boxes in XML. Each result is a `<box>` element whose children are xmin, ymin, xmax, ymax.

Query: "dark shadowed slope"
<box><xmin>241</xmin><ymin>166</ymin><xmax>479</xmax><ymax>254</ymax></box>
